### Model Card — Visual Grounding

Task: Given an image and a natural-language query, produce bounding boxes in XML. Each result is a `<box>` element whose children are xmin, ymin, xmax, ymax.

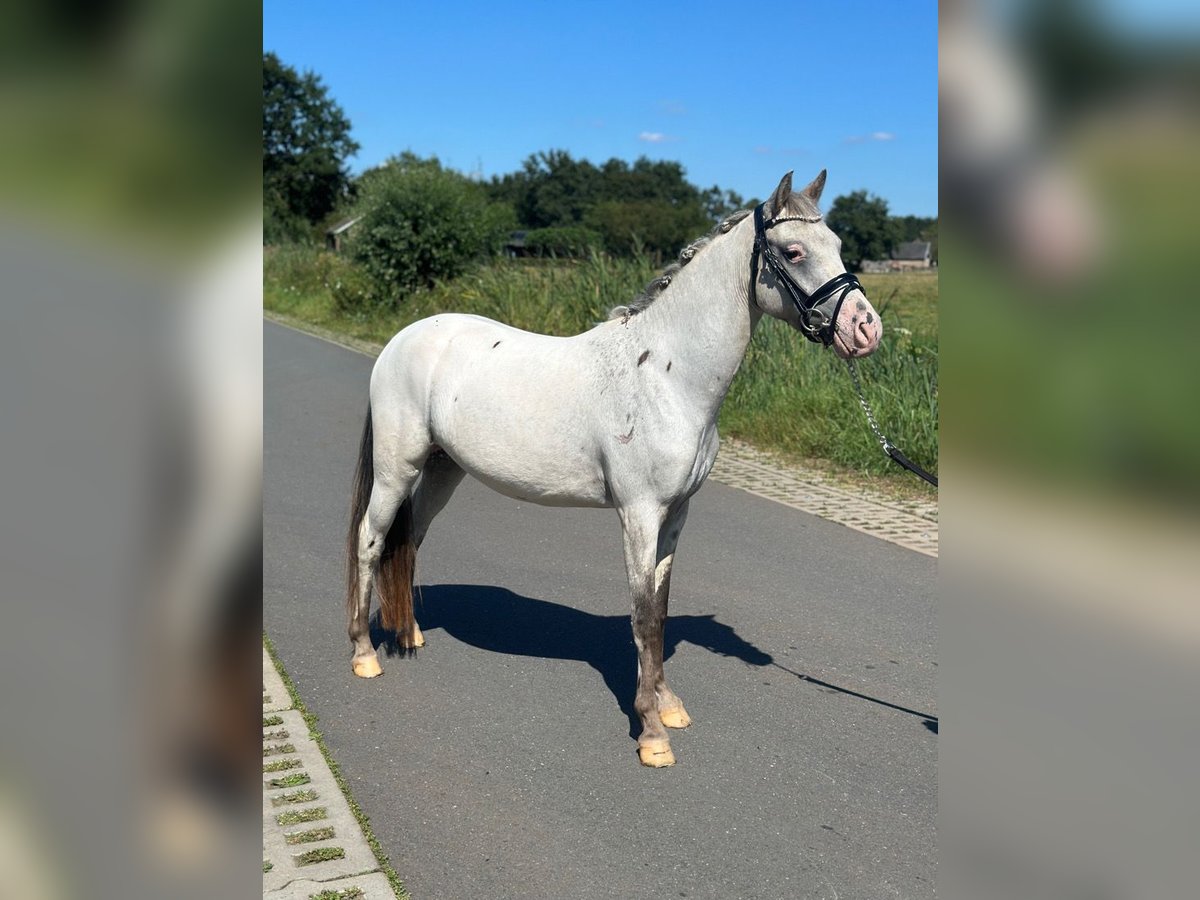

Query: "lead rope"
<box><xmin>845</xmin><ymin>357</ymin><xmax>938</xmax><ymax>488</ymax></box>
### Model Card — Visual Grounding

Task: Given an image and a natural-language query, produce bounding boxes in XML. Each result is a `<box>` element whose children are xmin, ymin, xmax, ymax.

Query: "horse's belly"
<box><xmin>445</xmin><ymin>431</ymin><xmax>611</xmax><ymax>507</ymax></box>
<box><xmin>465</xmin><ymin>462</ymin><xmax>611</xmax><ymax>508</ymax></box>
<box><xmin>432</xmin><ymin>376</ymin><xmax>611</xmax><ymax>508</ymax></box>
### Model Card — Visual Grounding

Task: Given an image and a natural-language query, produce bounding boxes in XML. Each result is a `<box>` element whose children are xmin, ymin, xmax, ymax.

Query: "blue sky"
<box><xmin>264</xmin><ymin>1</ymin><xmax>938</xmax><ymax>216</ymax></box>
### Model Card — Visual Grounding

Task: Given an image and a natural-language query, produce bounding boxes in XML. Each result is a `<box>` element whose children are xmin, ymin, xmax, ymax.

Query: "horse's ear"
<box><xmin>800</xmin><ymin>169</ymin><xmax>827</xmax><ymax>204</ymax></box>
<box><xmin>765</xmin><ymin>171</ymin><xmax>794</xmax><ymax>218</ymax></box>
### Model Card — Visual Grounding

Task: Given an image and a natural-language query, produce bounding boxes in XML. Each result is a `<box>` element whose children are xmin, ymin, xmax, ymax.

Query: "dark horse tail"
<box><xmin>346</xmin><ymin>408</ymin><xmax>415</xmax><ymax>640</ymax></box>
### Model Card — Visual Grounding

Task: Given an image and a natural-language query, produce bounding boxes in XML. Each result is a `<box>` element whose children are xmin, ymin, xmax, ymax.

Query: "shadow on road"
<box><xmin>371</xmin><ymin>584</ymin><xmax>771</xmax><ymax>737</ymax></box>
<box><xmin>369</xmin><ymin>584</ymin><xmax>937</xmax><ymax>736</ymax></box>
<box><xmin>768</xmin><ymin>661</ymin><xmax>939</xmax><ymax>732</ymax></box>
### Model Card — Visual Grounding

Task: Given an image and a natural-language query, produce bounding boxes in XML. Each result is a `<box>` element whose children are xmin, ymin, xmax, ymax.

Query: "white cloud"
<box><xmin>844</xmin><ymin>131</ymin><xmax>897</xmax><ymax>144</ymax></box>
<box><xmin>638</xmin><ymin>131</ymin><xmax>669</xmax><ymax>143</ymax></box>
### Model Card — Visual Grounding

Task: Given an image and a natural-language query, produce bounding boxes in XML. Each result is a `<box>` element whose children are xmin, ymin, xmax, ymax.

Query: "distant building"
<box><xmin>860</xmin><ymin>240</ymin><xmax>934</xmax><ymax>273</ymax></box>
<box><xmin>325</xmin><ymin>216</ymin><xmax>362</xmax><ymax>252</ymax></box>
<box><xmin>505</xmin><ymin>230</ymin><xmax>530</xmax><ymax>258</ymax></box>
<box><xmin>890</xmin><ymin>240</ymin><xmax>933</xmax><ymax>270</ymax></box>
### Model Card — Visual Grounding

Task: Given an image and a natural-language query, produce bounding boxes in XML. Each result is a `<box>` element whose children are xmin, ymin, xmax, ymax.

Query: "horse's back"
<box><xmin>371</xmin><ymin>313</ymin><xmax>615</xmax><ymax>506</ymax></box>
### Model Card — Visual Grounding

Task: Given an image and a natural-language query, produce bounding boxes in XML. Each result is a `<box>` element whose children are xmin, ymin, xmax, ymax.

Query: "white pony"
<box><xmin>345</xmin><ymin>171</ymin><xmax>881</xmax><ymax>767</ymax></box>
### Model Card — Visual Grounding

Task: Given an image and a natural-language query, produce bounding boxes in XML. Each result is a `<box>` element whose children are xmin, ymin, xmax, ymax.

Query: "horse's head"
<box><xmin>751</xmin><ymin>171</ymin><xmax>882</xmax><ymax>359</ymax></box>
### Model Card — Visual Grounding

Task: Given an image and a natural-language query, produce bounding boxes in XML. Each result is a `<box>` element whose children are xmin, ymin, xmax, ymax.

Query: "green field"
<box><xmin>265</xmin><ymin>246</ymin><xmax>938</xmax><ymax>493</ymax></box>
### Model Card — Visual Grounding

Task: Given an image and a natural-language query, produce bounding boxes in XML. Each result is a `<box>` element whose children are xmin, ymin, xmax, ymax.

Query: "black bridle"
<box><xmin>750</xmin><ymin>203</ymin><xmax>865</xmax><ymax>347</ymax></box>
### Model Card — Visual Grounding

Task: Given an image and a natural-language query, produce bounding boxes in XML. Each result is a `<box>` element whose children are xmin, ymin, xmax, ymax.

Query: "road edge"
<box><xmin>263</xmin><ymin>635</ymin><xmax>409</xmax><ymax>900</ymax></box>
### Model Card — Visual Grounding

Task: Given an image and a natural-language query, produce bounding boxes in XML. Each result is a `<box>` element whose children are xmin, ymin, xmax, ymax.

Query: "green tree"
<box><xmin>263</xmin><ymin>52</ymin><xmax>359</xmax><ymax>243</ymax></box>
<box><xmin>489</xmin><ymin>150</ymin><xmax>719</xmax><ymax>253</ymax></box>
<box><xmin>892</xmin><ymin>214</ymin><xmax>936</xmax><ymax>243</ymax></box>
<box><xmin>347</xmin><ymin>155</ymin><xmax>515</xmax><ymax>305</ymax></box>
<box><xmin>826</xmin><ymin>190</ymin><xmax>900</xmax><ymax>271</ymax></box>
<box><xmin>599</xmin><ymin>157</ymin><xmax>703</xmax><ymax>207</ymax></box>
<box><xmin>499</xmin><ymin>149</ymin><xmax>602</xmax><ymax>228</ymax></box>
<box><xmin>523</xmin><ymin>226</ymin><xmax>603</xmax><ymax>258</ymax></box>
<box><xmin>584</xmin><ymin>200</ymin><xmax>710</xmax><ymax>259</ymax></box>
<box><xmin>702</xmin><ymin>185</ymin><xmax>749</xmax><ymax>221</ymax></box>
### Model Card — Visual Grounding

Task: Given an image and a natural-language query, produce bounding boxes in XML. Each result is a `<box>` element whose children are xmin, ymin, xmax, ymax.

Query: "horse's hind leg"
<box><xmin>348</xmin><ymin>472</ymin><xmax>416</xmax><ymax>676</ymax></box>
<box><xmin>402</xmin><ymin>452</ymin><xmax>466</xmax><ymax>648</ymax></box>
<box><xmin>346</xmin><ymin>406</ymin><xmax>430</xmax><ymax>676</ymax></box>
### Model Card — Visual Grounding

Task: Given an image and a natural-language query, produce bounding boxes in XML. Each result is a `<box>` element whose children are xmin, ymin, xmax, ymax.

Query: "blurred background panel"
<box><xmin>0</xmin><ymin>2</ymin><xmax>260</xmax><ymax>898</ymax></box>
<box><xmin>941</xmin><ymin>1</ymin><xmax>1200</xmax><ymax>898</ymax></box>
<box><xmin>942</xmin><ymin>0</ymin><xmax>1200</xmax><ymax>500</ymax></box>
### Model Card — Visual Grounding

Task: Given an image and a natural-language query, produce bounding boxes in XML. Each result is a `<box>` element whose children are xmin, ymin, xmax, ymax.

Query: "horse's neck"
<box><xmin>625</xmin><ymin>219</ymin><xmax>761</xmax><ymax>420</ymax></box>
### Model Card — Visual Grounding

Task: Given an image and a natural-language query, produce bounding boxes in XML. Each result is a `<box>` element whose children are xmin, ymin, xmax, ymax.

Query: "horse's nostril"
<box><xmin>854</xmin><ymin>319</ymin><xmax>875</xmax><ymax>348</ymax></box>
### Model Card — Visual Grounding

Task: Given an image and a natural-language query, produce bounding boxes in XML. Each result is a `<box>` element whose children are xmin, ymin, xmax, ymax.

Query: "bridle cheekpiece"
<box><xmin>750</xmin><ymin>203</ymin><xmax>865</xmax><ymax>346</ymax></box>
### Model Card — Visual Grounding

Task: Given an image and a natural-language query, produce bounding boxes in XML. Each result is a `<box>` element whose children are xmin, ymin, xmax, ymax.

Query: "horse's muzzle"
<box><xmin>832</xmin><ymin>295</ymin><xmax>881</xmax><ymax>359</ymax></box>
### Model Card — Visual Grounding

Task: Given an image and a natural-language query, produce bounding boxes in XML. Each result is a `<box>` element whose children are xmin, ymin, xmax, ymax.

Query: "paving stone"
<box><xmin>263</xmin><ymin>650</ymin><xmax>295</xmax><ymax>713</ymax></box>
<box><xmin>263</xmin><ymin>648</ymin><xmax>397</xmax><ymax>898</ymax></box>
<box><xmin>710</xmin><ymin>438</ymin><xmax>938</xmax><ymax>557</ymax></box>
<box><xmin>265</xmin><ymin>871</ymin><xmax>396</xmax><ymax>900</ymax></box>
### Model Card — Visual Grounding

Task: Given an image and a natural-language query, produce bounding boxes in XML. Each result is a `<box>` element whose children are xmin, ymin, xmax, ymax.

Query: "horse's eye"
<box><xmin>784</xmin><ymin>245</ymin><xmax>805</xmax><ymax>263</ymax></box>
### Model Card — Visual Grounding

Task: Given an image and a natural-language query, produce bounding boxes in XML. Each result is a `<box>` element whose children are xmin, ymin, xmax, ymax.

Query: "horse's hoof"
<box><xmin>638</xmin><ymin>739</ymin><xmax>676</xmax><ymax>768</ymax></box>
<box><xmin>659</xmin><ymin>705</ymin><xmax>691</xmax><ymax>729</ymax></box>
<box><xmin>399</xmin><ymin>624</ymin><xmax>425</xmax><ymax>649</ymax></box>
<box><xmin>352</xmin><ymin>655</ymin><xmax>382</xmax><ymax>678</ymax></box>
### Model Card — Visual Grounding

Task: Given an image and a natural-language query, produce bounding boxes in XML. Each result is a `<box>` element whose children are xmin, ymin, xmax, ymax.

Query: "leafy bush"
<box><xmin>319</xmin><ymin>252</ymin><xmax>376</xmax><ymax>313</ymax></box>
<box><xmin>347</xmin><ymin>158</ymin><xmax>515</xmax><ymax>306</ymax></box>
<box><xmin>264</xmin><ymin>245</ymin><xmax>376</xmax><ymax>314</ymax></box>
<box><xmin>523</xmin><ymin>225</ymin><xmax>602</xmax><ymax>258</ymax></box>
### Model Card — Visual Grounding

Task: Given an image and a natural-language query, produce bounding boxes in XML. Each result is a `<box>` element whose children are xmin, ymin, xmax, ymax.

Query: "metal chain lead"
<box><xmin>846</xmin><ymin>357</ymin><xmax>938</xmax><ymax>487</ymax></box>
<box><xmin>845</xmin><ymin>357</ymin><xmax>891</xmax><ymax>453</ymax></box>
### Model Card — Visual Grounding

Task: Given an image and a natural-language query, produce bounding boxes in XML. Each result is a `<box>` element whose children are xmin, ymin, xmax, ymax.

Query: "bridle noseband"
<box><xmin>750</xmin><ymin>203</ymin><xmax>865</xmax><ymax>346</ymax></box>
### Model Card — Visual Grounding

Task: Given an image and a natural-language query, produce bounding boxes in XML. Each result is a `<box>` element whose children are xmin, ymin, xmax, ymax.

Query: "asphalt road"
<box><xmin>264</xmin><ymin>320</ymin><xmax>936</xmax><ymax>900</ymax></box>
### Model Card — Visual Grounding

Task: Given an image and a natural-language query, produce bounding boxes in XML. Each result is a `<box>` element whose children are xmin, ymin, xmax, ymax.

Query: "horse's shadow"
<box><xmin>370</xmin><ymin>584</ymin><xmax>773</xmax><ymax>737</ymax></box>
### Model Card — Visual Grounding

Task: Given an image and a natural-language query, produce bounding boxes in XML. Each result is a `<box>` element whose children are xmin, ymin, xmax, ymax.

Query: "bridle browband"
<box><xmin>749</xmin><ymin>203</ymin><xmax>865</xmax><ymax>346</ymax></box>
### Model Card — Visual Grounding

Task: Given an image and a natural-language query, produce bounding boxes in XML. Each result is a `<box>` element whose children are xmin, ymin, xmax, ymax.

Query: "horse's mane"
<box><xmin>606</xmin><ymin>188</ymin><xmax>823</xmax><ymax>320</ymax></box>
<box><xmin>608</xmin><ymin>209</ymin><xmax>753</xmax><ymax>320</ymax></box>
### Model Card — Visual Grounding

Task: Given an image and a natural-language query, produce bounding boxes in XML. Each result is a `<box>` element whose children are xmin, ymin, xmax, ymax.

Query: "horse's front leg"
<box><xmin>620</xmin><ymin>502</ymin><xmax>681</xmax><ymax>767</ymax></box>
<box><xmin>653</xmin><ymin>499</ymin><xmax>691</xmax><ymax>730</ymax></box>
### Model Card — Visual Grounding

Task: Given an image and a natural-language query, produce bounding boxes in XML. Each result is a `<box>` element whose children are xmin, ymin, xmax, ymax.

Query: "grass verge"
<box><xmin>286</xmin><ymin>826</ymin><xmax>337</xmax><ymax>845</ymax></box>
<box><xmin>277</xmin><ymin>807</ymin><xmax>328</xmax><ymax>826</ymax></box>
<box><xmin>263</xmin><ymin>634</ymin><xmax>410</xmax><ymax>900</ymax></box>
<box><xmin>263</xmin><ymin>758</ymin><xmax>302</xmax><ymax>773</ymax></box>
<box><xmin>297</xmin><ymin>847</ymin><xmax>346</xmax><ymax>866</ymax></box>
<box><xmin>272</xmin><ymin>788</ymin><xmax>318</xmax><ymax>807</ymax></box>
<box><xmin>310</xmin><ymin>888</ymin><xmax>364</xmax><ymax>900</ymax></box>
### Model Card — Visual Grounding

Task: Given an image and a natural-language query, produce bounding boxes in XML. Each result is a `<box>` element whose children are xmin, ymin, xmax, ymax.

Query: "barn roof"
<box><xmin>326</xmin><ymin>216</ymin><xmax>363</xmax><ymax>236</ymax></box>
<box><xmin>891</xmin><ymin>240</ymin><xmax>931</xmax><ymax>260</ymax></box>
